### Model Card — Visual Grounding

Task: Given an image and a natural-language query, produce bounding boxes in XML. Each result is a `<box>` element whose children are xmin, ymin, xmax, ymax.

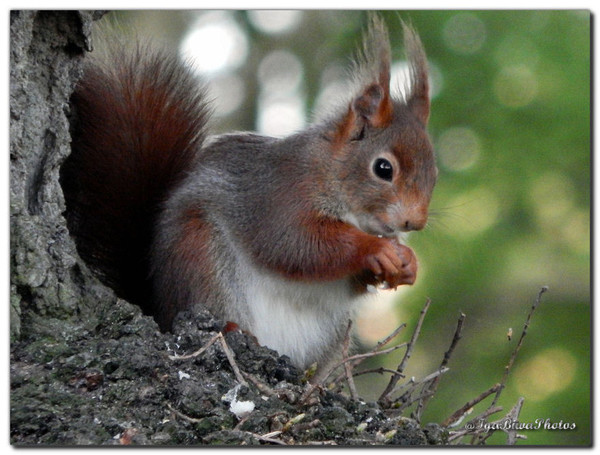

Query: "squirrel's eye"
<box><xmin>373</xmin><ymin>158</ymin><xmax>394</xmax><ymax>182</ymax></box>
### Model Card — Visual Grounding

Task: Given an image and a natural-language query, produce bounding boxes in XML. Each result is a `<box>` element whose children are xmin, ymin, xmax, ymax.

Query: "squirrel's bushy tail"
<box><xmin>61</xmin><ymin>38</ymin><xmax>210</xmax><ymax>317</ymax></box>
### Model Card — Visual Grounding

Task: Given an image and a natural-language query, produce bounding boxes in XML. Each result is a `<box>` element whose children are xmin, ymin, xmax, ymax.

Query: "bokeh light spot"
<box><xmin>209</xmin><ymin>74</ymin><xmax>246</xmax><ymax>117</ymax></box>
<box><xmin>356</xmin><ymin>289</ymin><xmax>404</xmax><ymax>345</ymax></box>
<box><xmin>443</xmin><ymin>13</ymin><xmax>487</xmax><ymax>55</ymax></box>
<box><xmin>437</xmin><ymin>126</ymin><xmax>481</xmax><ymax>172</ymax></box>
<box><xmin>258</xmin><ymin>50</ymin><xmax>304</xmax><ymax>95</ymax></box>
<box><xmin>495</xmin><ymin>35</ymin><xmax>540</xmax><ymax>68</ymax></box>
<box><xmin>257</xmin><ymin>98</ymin><xmax>305</xmax><ymax>137</ymax></box>
<box><xmin>247</xmin><ymin>10</ymin><xmax>303</xmax><ymax>35</ymax></box>
<box><xmin>494</xmin><ymin>65</ymin><xmax>538</xmax><ymax>108</ymax></box>
<box><xmin>447</xmin><ymin>187</ymin><xmax>500</xmax><ymax>238</ymax></box>
<box><xmin>528</xmin><ymin>172</ymin><xmax>576</xmax><ymax>227</ymax></box>
<box><xmin>180</xmin><ymin>12</ymin><xmax>248</xmax><ymax>75</ymax></box>
<box><xmin>515</xmin><ymin>347</ymin><xmax>577</xmax><ymax>401</ymax></box>
<box><xmin>562</xmin><ymin>209</ymin><xmax>590</xmax><ymax>255</ymax></box>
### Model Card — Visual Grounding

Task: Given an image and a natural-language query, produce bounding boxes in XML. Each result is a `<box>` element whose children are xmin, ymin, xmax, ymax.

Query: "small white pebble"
<box><xmin>222</xmin><ymin>384</ymin><xmax>255</xmax><ymax>419</ymax></box>
<box><xmin>178</xmin><ymin>371</ymin><xmax>190</xmax><ymax>380</ymax></box>
<box><xmin>229</xmin><ymin>399</ymin><xmax>255</xmax><ymax>419</ymax></box>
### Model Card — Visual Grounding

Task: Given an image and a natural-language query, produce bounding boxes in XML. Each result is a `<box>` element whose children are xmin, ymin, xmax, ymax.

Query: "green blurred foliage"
<box><xmin>107</xmin><ymin>10</ymin><xmax>590</xmax><ymax>446</ymax></box>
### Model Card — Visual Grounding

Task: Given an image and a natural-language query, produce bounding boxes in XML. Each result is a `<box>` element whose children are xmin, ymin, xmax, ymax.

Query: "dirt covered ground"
<box><xmin>10</xmin><ymin>300</ymin><xmax>445</xmax><ymax>446</ymax></box>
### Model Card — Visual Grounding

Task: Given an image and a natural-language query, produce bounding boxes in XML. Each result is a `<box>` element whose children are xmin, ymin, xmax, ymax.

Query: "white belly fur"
<box><xmin>242</xmin><ymin>265</ymin><xmax>364</xmax><ymax>369</ymax></box>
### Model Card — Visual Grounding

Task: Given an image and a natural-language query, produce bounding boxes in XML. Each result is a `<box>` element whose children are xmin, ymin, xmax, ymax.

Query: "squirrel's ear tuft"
<box><xmin>331</xmin><ymin>14</ymin><xmax>393</xmax><ymax>143</ymax></box>
<box><xmin>402</xmin><ymin>22</ymin><xmax>430</xmax><ymax>125</ymax></box>
<box><xmin>351</xmin><ymin>14</ymin><xmax>393</xmax><ymax>128</ymax></box>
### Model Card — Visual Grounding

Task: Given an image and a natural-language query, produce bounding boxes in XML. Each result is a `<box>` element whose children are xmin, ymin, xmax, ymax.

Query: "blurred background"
<box><xmin>102</xmin><ymin>10</ymin><xmax>590</xmax><ymax>445</ymax></box>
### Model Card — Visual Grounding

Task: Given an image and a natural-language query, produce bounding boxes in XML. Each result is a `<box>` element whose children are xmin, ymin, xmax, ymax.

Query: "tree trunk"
<box><xmin>10</xmin><ymin>10</ymin><xmax>114</xmax><ymax>340</ymax></box>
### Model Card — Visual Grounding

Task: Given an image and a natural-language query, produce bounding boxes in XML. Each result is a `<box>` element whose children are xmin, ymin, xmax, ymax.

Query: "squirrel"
<box><xmin>60</xmin><ymin>15</ymin><xmax>437</xmax><ymax>372</ymax></box>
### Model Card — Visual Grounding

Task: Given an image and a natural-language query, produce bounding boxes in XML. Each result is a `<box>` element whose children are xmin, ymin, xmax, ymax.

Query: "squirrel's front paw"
<box><xmin>363</xmin><ymin>240</ymin><xmax>418</xmax><ymax>288</ymax></box>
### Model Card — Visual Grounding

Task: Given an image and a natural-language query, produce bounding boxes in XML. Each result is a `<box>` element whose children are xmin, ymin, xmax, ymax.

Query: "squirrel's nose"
<box><xmin>396</xmin><ymin>207</ymin><xmax>428</xmax><ymax>232</ymax></box>
<box><xmin>400</xmin><ymin>218</ymin><xmax>427</xmax><ymax>232</ymax></box>
<box><xmin>383</xmin><ymin>204</ymin><xmax>428</xmax><ymax>233</ymax></box>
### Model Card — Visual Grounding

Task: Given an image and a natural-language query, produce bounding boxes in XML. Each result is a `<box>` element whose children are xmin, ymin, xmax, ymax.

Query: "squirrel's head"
<box><xmin>322</xmin><ymin>15</ymin><xmax>437</xmax><ymax>238</ymax></box>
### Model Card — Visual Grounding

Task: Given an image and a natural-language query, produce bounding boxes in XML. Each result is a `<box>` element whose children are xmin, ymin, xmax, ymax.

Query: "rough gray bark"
<box><xmin>10</xmin><ymin>10</ymin><xmax>108</xmax><ymax>341</ymax></box>
<box><xmin>9</xmin><ymin>10</ymin><xmax>441</xmax><ymax>446</ymax></box>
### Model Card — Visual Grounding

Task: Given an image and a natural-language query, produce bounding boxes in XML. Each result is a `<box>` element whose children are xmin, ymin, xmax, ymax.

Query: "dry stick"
<box><xmin>166</xmin><ymin>402</ymin><xmax>203</xmax><ymax>423</ymax></box>
<box><xmin>216</xmin><ymin>333</ymin><xmax>249</xmax><ymax>387</ymax></box>
<box><xmin>353</xmin><ymin>322</ymin><xmax>408</xmax><ymax>370</ymax></box>
<box><xmin>168</xmin><ymin>333</ymin><xmax>220</xmax><ymax>361</ymax></box>
<box><xmin>301</xmin><ymin>321</ymin><xmax>410</xmax><ymax>404</ymax></box>
<box><xmin>378</xmin><ymin>299</ymin><xmax>431</xmax><ymax>406</ymax></box>
<box><xmin>397</xmin><ymin>390</ymin><xmax>436</xmax><ymax>413</ymax></box>
<box><xmin>243</xmin><ymin>370</ymin><xmax>301</xmax><ymax>405</ymax></box>
<box><xmin>442</xmin><ymin>383</ymin><xmax>501</xmax><ymax>428</ymax></box>
<box><xmin>439</xmin><ymin>313</ymin><xmax>467</xmax><ymax>370</ymax></box>
<box><xmin>352</xmin><ymin>367</ymin><xmax>400</xmax><ymax>378</ymax></box>
<box><xmin>392</xmin><ymin>366</ymin><xmax>449</xmax><ymax>397</ymax></box>
<box><xmin>445</xmin><ymin>287</ymin><xmax>547</xmax><ymax>442</ymax></box>
<box><xmin>415</xmin><ymin>312</ymin><xmax>466</xmax><ymax>422</ymax></box>
<box><xmin>169</xmin><ymin>332</ymin><xmax>248</xmax><ymax>387</ymax></box>
<box><xmin>330</xmin><ymin>322</ymin><xmax>408</xmax><ymax>386</ymax></box>
<box><xmin>394</xmin><ymin>367</ymin><xmax>450</xmax><ymax>412</ymax></box>
<box><xmin>472</xmin><ymin>397</ymin><xmax>526</xmax><ymax>446</ymax></box>
<box><xmin>242</xmin><ymin>371</ymin><xmax>277</xmax><ymax>397</ymax></box>
<box><xmin>341</xmin><ymin>321</ymin><xmax>359</xmax><ymax>400</ymax></box>
<box><xmin>490</xmin><ymin>286</ymin><xmax>548</xmax><ymax>408</ymax></box>
<box><xmin>371</xmin><ymin>322</ymin><xmax>408</xmax><ymax>353</ymax></box>
<box><xmin>393</xmin><ymin>367</ymin><xmax>448</xmax><ymax>412</ymax></box>
<box><xmin>447</xmin><ymin>405</ymin><xmax>503</xmax><ymax>443</ymax></box>
<box><xmin>326</xmin><ymin>342</ymin><xmax>409</xmax><ymax>388</ymax></box>
<box><xmin>245</xmin><ymin>431</ymin><xmax>287</xmax><ymax>446</ymax></box>
<box><xmin>504</xmin><ymin>397</ymin><xmax>526</xmax><ymax>445</ymax></box>
<box><xmin>300</xmin><ymin>342</ymin><xmax>408</xmax><ymax>404</ymax></box>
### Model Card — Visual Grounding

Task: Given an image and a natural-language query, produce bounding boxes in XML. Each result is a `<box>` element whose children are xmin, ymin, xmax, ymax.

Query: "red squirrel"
<box><xmin>61</xmin><ymin>15</ymin><xmax>437</xmax><ymax>371</ymax></box>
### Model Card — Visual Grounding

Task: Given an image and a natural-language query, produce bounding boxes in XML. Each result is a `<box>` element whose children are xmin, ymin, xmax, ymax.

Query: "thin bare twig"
<box><xmin>415</xmin><ymin>312</ymin><xmax>466</xmax><ymax>422</ymax></box>
<box><xmin>168</xmin><ymin>333</ymin><xmax>220</xmax><ymax>361</ymax></box>
<box><xmin>341</xmin><ymin>321</ymin><xmax>359</xmax><ymax>400</ymax></box>
<box><xmin>352</xmin><ymin>367</ymin><xmax>400</xmax><ymax>378</ymax></box>
<box><xmin>245</xmin><ymin>431</ymin><xmax>287</xmax><ymax>445</ymax></box>
<box><xmin>504</xmin><ymin>397</ymin><xmax>526</xmax><ymax>445</ymax></box>
<box><xmin>470</xmin><ymin>397</ymin><xmax>526</xmax><ymax>445</ymax></box>
<box><xmin>442</xmin><ymin>383</ymin><xmax>501</xmax><ymax>427</ymax></box>
<box><xmin>216</xmin><ymin>333</ymin><xmax>248</xmax><ymax>387</ymax></box>
<box><xmin>325</xmin><ymin>342</ymin><xmax>409</xmax><ymax>387</ymax></box>
<box><xmin>491</xmin><ymin>286</ymin><xmax>548</xmax><ymax>408</ymax></box>
<box><xmin>444</xmin><ymin>289</ymin><xmax>546</xmax><ymax>445</ymax></box>
<box><xmin>328</xmin><ymin>322</ymin><xmax>408</xmax><ymax>387</ymax></box>
<box><xmin>440</xmin><ymin>313</ymin><xmax>467</xmax><ymax>370</ymax></box>
<box><xmin>372</xmin><ymin>322</ymin><xmax>408</xmax><ymax>352</ymax></box>
<box><xmin>166</xmin><ymin>402</ymin><xmax>203</xmax><ymax>423</ymax></box>
<box><xmin>392</xmin><ymin>367</ymin><xmax>449</xmax><ymax>398</ymax></box>
<box><xmin>378</xmin><ymin>299</ymin><xmax>431</xmax><ymax>406</ymax></box>
<box><xmin>447</xmin><ymin>405</ymin><xmax>503</xmax><ymax>442</ymax></box>
<box><xmin>390</xmin><ymin>368</ymin><xmax>449</xmax><ymax>414</ymax></box>
<box><xmin>299</xmin><ymin>323</ymin><xmax>410</xmax><ymax>404</ymax></box>
<box><xmin>242</xmin><ymin>371</ymin><xmax>276</xmax><ymax>397</ymax></box>
<box><xmin>168</xmin><ymin>332</ymin><xmax>248</xmax><ymax>387</ymax></box>
<box><xmin>397</xmin><ymin>390</ymin><xmax>437</xmax><ymax>412</ymax></box>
